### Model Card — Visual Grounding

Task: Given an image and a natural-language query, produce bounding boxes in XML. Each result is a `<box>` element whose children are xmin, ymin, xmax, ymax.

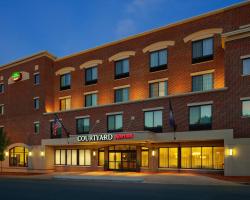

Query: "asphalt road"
<box><xmin>0</xmin><ymin>178</ymin><xmax>249</xmax><ymax>200</ymax></box>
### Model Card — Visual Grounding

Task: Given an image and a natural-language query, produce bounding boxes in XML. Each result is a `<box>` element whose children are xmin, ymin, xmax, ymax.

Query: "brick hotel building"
<box><xmin>1</xmin><ymin>2</ymin><xmax>250</xmax><ymax>176</ymax></box>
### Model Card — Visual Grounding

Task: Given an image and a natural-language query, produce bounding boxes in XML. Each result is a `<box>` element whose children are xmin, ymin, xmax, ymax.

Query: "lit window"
<box><xmin>0</xmin><ymin>83</ymin><xmax>4</xmax><ymax>93</ymax></box>
<box><xmin>189</xmin><ymin>104</ymin><xmax>212</xmax><ymax>130</ymax></box>
<box><xmin>149</xmin><ymin>81</ymin><xmax>167</xmax><ymax>97</ymax></box>
<box><xmin>9</xmin><ymin>147</ymin><xmax>28</xmax><ymax>167</ymax></box>
<box><xmin>159</xmin><ymin>148</ymin><xmax>178</xmax><ymax>168</ymax></box>
<box><xmin>144</xmin><ymin>110</ymin><xmax>162</xmax><ymax>132</ymax></box>
<box><xmin>115</xmin><ymin>87</ymin><xmax>129</xmax><ymax>103</ymax></box>
<box><xmin>192</xmin><ymin>37</ymin><xmax>213</xmax><ymax>64</ymax></box>
<box><xmin>243</xmin><ymin>58</ymin><xmax>250</xmax><ymax>76</ymax></box>
<box><xmin>34</xmin><ymin>122</ymin><xmax>40</xmax><ymax>134</ymax></box>
<box><xmin>34</xmin><ymin>73</ymin><xmax>40</xmax><ymax>85</ymax></box>
<box><xmin>107</xmin><ymin>114</ymin><xmax>123</xmax><ymax>132</ymax></box>
<box><xmin>181</xmin><ymin>147</ymin><xmax>224</xmax><ymax>169</ymax></box>
<box><xmin>242</xmin><ymin>100</ymin><xmax>250</xmax><ymax>117</ymax></box>
<box><xmin>141</xmin><ymin>147</ymin><xmax>149</xmax><ymax>167</ymax></box>
<box><xmin>192</xmin><ymin>73</ymin><xmax>213</xmax><ymax>92</ymax></box>
<box><xmin>85</xmin><ymin>66</ymin><xmax>98</xmax><ymax>85</ymax></box>
<box><xmin>66</xmin><ymin>149</ymin><xmax>77</xmax><ymax>166</ymax></box>
<box><xmin>60</xmin><ymin>73</ymin><xmax>71</xmax><ymax>90</ymax></box>
<box><xmin>150</xmin><ymin>49</ymin><xmax>167</xmax><ymax>71</ymax></box>
<box><xmin>34</xmin><ymin>97</ymin><xmax>40</xmax><ymax>110</ymax></box>
<box><xmin>59</xmin><ymin>97</ymin><xmax>71</xmax><ymax>111</ymax></box>
<box><xmin>98</xmin><ymin>148</ymin><xmax>105</xmax><ymax>166</ymax></box>
<box><xmin>76</xmin><ymin>118</ymin><xmax>90</xmax><ymax>134</ymax></box>
<box><xmin>79</xmin><ymin>149</ymin><xmax>91</xmax><ymax>166</ymax></box>
<box><xmin>85</xmin><ymin>93</ymin><xmax>97</xmax><ymax>107</ymax></box>
<box><xmin>115</xmin><ymin>59</ymin><xmax>129</xmax><ymax>79</ymax></box>
<box><xmin>0</xmin><ymin>104</ymin><xmax>4</xmax><ymax>115</ymax></box>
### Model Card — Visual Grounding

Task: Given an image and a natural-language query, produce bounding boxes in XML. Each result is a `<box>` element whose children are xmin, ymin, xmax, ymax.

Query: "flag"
<box><xmin>53</xmin><ymin>115</ymin><xmax>62</xmax><ymax>136</ymax></box>
<box><xmin>169</xmin><ymin>99</ymin><xmax>176</xmax><ymax>132</ymax></box>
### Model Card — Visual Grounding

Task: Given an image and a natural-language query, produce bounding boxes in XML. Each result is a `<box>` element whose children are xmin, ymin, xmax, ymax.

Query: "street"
<box><xmin>0</xmin><ymin>178</ymin><xmax>249</xmax><ymax>200</ymax></box>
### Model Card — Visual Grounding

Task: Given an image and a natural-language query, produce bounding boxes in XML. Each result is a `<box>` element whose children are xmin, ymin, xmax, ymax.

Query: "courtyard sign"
<box><xmin>77</xmin><ymin>133</ymin><xmax>134</xmax><ymax>142</ymax></box>
<box><xmin>11</xmin><ymin>71</ymin><xmax>22</xmax><ymax>82</ymax></box>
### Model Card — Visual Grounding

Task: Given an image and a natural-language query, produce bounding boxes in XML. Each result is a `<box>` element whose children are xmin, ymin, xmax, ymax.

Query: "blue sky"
<box><xmin>0</xmin><ymin>0</ymin><xmax>245</xmax><ymax>65</ymax></box>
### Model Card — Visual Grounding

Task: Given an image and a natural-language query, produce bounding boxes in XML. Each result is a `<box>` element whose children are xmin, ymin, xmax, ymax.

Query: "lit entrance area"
<box><xmin>108</xmin><ymin>145</ymin><xmax>137</xmax><ymax>171</ymax></box>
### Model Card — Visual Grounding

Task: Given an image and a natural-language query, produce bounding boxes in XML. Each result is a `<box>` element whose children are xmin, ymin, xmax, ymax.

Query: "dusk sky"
<box><xmin>0</xmin><ymin>0</ymin><xmax>245</xmax><ymax>66</ymax></box>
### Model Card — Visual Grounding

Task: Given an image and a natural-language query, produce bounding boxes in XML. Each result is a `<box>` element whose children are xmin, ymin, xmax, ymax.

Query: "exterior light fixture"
<box><xmin>28</xmin><ymin>151</ymin><xmax>33</xmax><ymax>157</ymax></box>
<box><xmin>93</xmin><ymin>151</ymin><xmax>96</xmax><ymax>156</ymax></box>
<box><xmin>40</xmin><ymin>151</ymin><xmax>45</xmax><ymax>157</ymax></box>
<box><xmin>229</xmin><ymin>148</ymin><xmax>233</xmax><ymax>156</ymax></box>
<box><xmin>5</xmin><ymin>151</ymin><xmax>9</xmax><ymax>157</ymax></box>
<box><xmin>152</xmin><ymin>150</ymin><xmax>156</xmax><ymax>157</ymax></box>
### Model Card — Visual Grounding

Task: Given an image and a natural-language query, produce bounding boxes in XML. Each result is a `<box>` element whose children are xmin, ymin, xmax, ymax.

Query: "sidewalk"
<box><xmin>1</xmin><ymin>171</ymin><xmax>250</xmax><ymax>185</ymax></box>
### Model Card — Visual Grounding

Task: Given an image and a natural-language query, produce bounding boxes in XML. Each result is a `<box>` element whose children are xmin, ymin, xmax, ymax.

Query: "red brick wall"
<box><xmin>0</xmin><ymin>3</ymin><xmax>250</xmax><ymax>145</ymax></box>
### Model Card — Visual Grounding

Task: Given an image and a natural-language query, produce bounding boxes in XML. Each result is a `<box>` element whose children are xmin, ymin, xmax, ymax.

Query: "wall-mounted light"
<box><xmin>5</xmin><ymin>151</ymin><xmax>9</xmax><ymax>157</ymax></box>
<box><xmin>152</xmin><ymin>150</ymin><xmax>156</xmax><ymax>157</ymax></box>
<box><xmin>228</xmin><ymin>148</ymin><xmax>233</xmax><ymax>156</ymax></box>
<box><xmin>93</xmin><ymin>151</ymin><xmax>96</xmax><ymax>156</ymax></box>
<box><xmin>40</xmin><ymin>151</ymin><xmax>45</xmax><ymax>157</ymax></box>
<box><xmin>28</xmin><ymin>152</ymin><xmax>33</xmax><ymax>157</ymax></box>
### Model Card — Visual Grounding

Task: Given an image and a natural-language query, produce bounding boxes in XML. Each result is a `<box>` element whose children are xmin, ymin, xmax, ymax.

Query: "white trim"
<box><xmin>84</xmin><ymin>91</ymin><xmax>98</xmax><ymax>95</ymax></box>
<box><xmin>240</xmin><ymin>24</ymin><xmax>250</xmax><ymax>29</ymax></box>
<box><xmin>33</xmin><ymin>72</ymin><xmax>40</xmax><ymax>75</ymax></box>
<box><xmin>187</xmin><ymin>101</ymin><xmax>213</xmax><ymax>107</ymax></box>
<box><xmin>148</xmin><ymin>78</ymin><xmax>168</xmax><ymax>83</ymax></box>
<box><xmin>33</xmin><ymin>96</ymin><xmax>39</xmax><ymax>99</ymax></box>
<box><xmin>49</xmin><ymin>118</ymin><xmax>62</xmax><ymax>122</ymax></box>
<box><xmin>79</xmin><ymin>60</ymin><xmax>103</xmax><ymax>69</ymax></box>
<box><xmin>59</xmin><ymin>96</ymin><xmax>71</xmax><ymax>99</ymax></box>
<box><xmin>240</xmin><ymin>55</ymin><xmax>250</xmax><ymax>59</ymax></box>
<box><xmin>142</xmin><ymin>41</ymin><xmax>175</xmax><ymax>53</ymax></box>
<box><xmin>191</xmin><ymin>34</ymin><xmax>214</xmax><ymax>42</ymax></box>
<box><xmin>33</xmin><ymin>121</ymin><xmax>40</xmax><ymax>124</ymax></box>
<box><xmin>108</xmin><ymin>51</ymin><xmax>136</xmax><ymax>62</ymax></box>
<box><xmin>106</xmin><ymin>111</ymin><xmax>123</xmax><ymax>116</ymax></box>
<box><xmin>75</xmin><ymin>115</ymin><xmax>90</xmax><ymax>119</ymax></box>
<box><xmin>142</xmin><ymin>107</ymin><xmax>164</xmax><ymax>112</ymax></box>
<box><xmin>240</xmin><ymin>97</ymin><xmax>250</xmax><ymax>101</ymax></box>
<box><xmin>190</xmin><ymin>69</ymin><xmax>215</xmax><ymax>76</ymax></box>
<box><xmin>113</xmin><ymin>85</ymin><xmax>130</xmax><ymax>90</ymax></box>
<box><xmin>55</xmin><ymin>67</ymin><xmax>75</xmax><ymax>76</ymax></box>
<box><xmin>0</xmin><ymin>125</ymin><xmax>4</xmax><ymax>128</ymax></box>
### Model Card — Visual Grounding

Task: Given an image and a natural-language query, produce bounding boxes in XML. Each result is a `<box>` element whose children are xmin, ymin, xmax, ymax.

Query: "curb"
<box><xmin>53</xmin><ymin>175</ymin><xmax>144</xmax><ymax>183</ymax></box>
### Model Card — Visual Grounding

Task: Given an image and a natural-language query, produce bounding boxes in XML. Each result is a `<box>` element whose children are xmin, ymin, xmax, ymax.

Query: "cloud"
<box><xmin>115</xmin><ymin>0</ymin><xmax>165</xmax><ymax>38</ymax></box>
<box><xmin>115</xmin><ymin>19</ymin><xmax>137</xmax><ymax>38</ymax></box>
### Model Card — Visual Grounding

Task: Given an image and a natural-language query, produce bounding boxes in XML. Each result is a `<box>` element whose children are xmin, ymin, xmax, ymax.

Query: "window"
<box><xmin>59</xmin><ymin>97</ymin><xmax>71</xmax><ymax>111</ymax></box>
<box><xmin>50</xmin><ymin>121</ymin><xmax>62</xmax><ymax>139</ymax></box>
<box><xmin>115</xmin><ymin>59</ymin><xmax>129</xmax><ymax>79</ymax></box>
<box><xmin>34</xmin><ymin>73</ymin><xmax>40</xmax><ymax>85</ymax></box>
<box><xmin>9</xmin><ymin>147</ymin><xmax>28</xmax><ymax>167</ymax></box>
<box><xmin>189</xmin><ymin>104</ymin><xmax>212</xmax><ymax>130</ymax></box>
<box><xmin>107</xmin><ymin>114</ymin><xmax>123</xmax><ymax>132</ymax></box>
<box><xmin>0</xmin><ymin>83</ymin><xmax>4</xmax><ymax>93</ymax></box>
<box><xmin>115</xmin><ymin>87</ymin><xmax>129</xmax><ymax>103</ymax></box>
<box><xmin>98</xmin><ymin>148</ymin><xmax>105</xmax><ymax>166</ymax></box>
<box><xmin>192</xmin><ymin>37</ymin><xmax>213</xmax><ymax>64</ymax></box>
<box><xmin>0</xmin><ymin>104</ymin><xmax>4</xmax><ymax>115</ymax></box>
<box><xmin>85</xmin><ymin>93</ymin><xmax>97</xmax><ymax>107</ymax></box>
<box><xmin>79</xmin><ymin>149</ymin><xmax>91</xmax><ymax>166</ymax></box>
<box><xmin>34</xmin><ymin>97</ymin><xmax>40</xmax><ymax>110</ymax></box>
<box><xmin>242</xmin><ymin>100</ymin><xmax>250</xmax><ymax>117</ymax></box>
<box><xmin>66</xmin><ymin>149</ymin><xmax>77</xmax><ymax>166</ymax></box>
<box><xmin>85</xmin><ymin>66</ymin><xmax>98</xmax><ymax>85</ymax></box>
<box><xmin>150</xmin><ymin>49</ymin><xmax>167</xmax><ymax>71</ymax></box>
<box><xmin>60</xmin><ymin>73</ymin><xmax>71</xmax><ymax>90</ymax></box>
<box><xmin>181</xmin><ymin>147</ymin><xmax>224</xmax><ymax>169</ymax></box>
<box><xmin>141</xmin><ymin>147</ymin><xmax>149</xmax><ymax>167</ymax></box>
<box><xmin>192</xmin><ymin>73</ymin><xmax>213</xmax><ymax>92</ymax></box>
<box><xmin>144</xmin><ymin>110</ymin><xmax>162</xmax><ymax>132</ymax></box>
<box><xmin>159</xmin><ymin>148</ymin><xmax>178</xmax><ymax>168</ymax></box>
<box><xmin>76</xmin><ymin>118</ymin><xmax>90</xmax><ymax>134</ymax></box>
<box><xmin>149</xmin><ymin>81</ymin><xmax>167</xmax><ymax>98</ymax></box>
<box><xmin>34</xmin><ymin>122</ymin><xmax>40</xmax><ymax>134</ymax></box>
<box><xmin>243</xmin><ymin>58</ymin><xmax>250</xmax><ymax>76</ymax></box>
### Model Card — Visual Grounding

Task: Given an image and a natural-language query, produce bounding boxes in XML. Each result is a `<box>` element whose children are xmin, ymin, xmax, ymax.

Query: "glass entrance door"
<box><xmin>108</xmin><ymin>150</ymin><xmax>137</xmax><ymax>171</ymax></box>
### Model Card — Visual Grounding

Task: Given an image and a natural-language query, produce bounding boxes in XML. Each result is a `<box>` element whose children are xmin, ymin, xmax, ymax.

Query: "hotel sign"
<box><xmin>77</xmin><ymin>133</ymin><xmax>134</xmax><ymax>142</ymax></box>
<box><xmin>11</xmin><ymin>71</ymin><xmax>22</xmax><ymax>82</ymax></box>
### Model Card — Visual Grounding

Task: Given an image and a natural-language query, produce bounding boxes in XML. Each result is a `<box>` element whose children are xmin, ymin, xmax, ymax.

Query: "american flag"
<box><xmin>53</xmin><ymin>115</ymin><xmax>62</xmax><ymax>136</ymax></box>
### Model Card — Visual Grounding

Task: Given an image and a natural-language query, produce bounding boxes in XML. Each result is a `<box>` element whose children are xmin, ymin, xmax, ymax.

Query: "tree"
<box><xmin>0</xmin><ymin>130</ymin><xmax>10</xmax><ymax>173</ymax></box>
